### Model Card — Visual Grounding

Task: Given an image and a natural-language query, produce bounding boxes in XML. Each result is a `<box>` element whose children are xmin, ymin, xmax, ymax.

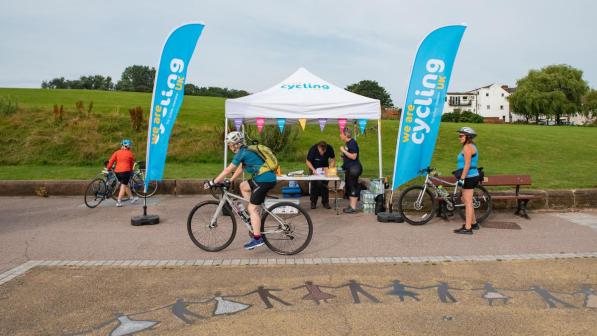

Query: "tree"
<box><xmin>184</xmin><ymin>84</ymin><xmax>249</xmax><ymax>98</ymax></box>
<box><xmin>345</xmin><ymin>80</ymin><xmax>393</xmax><ymax>108</ymax></box>
<box><xmin>509</xmin><ymin>64</ymin><xmax>589</xmax><ymax>124</ymax></box>
<box><xmin>115</xmin><ymin>65</ymin><xmax>156</xmax><ymax>92</ymax></box>
<box><xmin>41</xmin><ymin>75</ymin><xmax>113</xmax><ymax>90</ymax></box>
<box><xmin>582</xmin><ymin>89</ymin><xmax>597</xmax><ymax>119</ymax></box>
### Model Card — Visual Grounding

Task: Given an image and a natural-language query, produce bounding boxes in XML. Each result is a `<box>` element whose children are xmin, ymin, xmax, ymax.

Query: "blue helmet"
<box><xmin>121</xmin><ymin>139</ymin><xmax>132</xmax><ymax>148</ymax></box>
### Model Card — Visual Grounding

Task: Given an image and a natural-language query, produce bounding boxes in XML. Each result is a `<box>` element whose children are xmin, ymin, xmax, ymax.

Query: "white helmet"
<box><xmin>225</xmin><ymin>131</ymin><xmax>245</xmax><ymax>145</ymax></box>
<box><xmin>457</xmin><ymin>126</ymin><xmax>477</xmax><ymax>138</ymax></box>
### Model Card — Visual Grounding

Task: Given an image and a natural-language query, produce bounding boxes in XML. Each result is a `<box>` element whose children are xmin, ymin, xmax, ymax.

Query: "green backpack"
<box><xmin>247</xmin><ymin>144</ymin><xmax>279</xmax><ymax>175</ymax></box>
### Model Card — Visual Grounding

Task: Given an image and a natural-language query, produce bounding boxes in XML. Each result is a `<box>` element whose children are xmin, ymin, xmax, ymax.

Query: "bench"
<box><xmin>438</xmin><ymin>175</ymin><xmax>544</xmax><ymax>219</ymax></box>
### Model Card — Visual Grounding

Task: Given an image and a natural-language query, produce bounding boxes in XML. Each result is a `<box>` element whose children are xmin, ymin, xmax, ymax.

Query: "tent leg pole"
<box><xmin>377</xmin><ymin>119</ymin><xmax>383</xmax><ymax>179</ymax></box>
<box><xmin>224</xmin><ymin>118</ymin><xmax>228</xmax><ymax>169</ymax></box>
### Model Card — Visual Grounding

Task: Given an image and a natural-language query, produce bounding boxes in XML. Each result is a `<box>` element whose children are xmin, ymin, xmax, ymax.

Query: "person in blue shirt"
<box><xmin>453</xmin><ymin>127</ymin><xmax>480</xmax><ymax>235</ymax></box>
<box><xmin>206</xmin><ymin>131</ymin><xmax>277</xmax><ymax>249</ymax></box>
<box><xmin>339</xmin><ymin>127</ymin><xmax>362</xmax><ymax>213</ymax></box>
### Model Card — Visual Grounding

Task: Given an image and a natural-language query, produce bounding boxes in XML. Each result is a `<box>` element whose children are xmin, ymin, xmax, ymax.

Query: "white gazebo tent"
<box><xmin>224</xmin><ymin>67</ymin><xmax>383</xmax><ymax>178</ymax></box>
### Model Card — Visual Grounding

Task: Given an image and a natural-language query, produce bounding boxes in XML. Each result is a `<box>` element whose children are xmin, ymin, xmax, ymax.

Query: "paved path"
<box><xmin>1</xmin><ymin>259</ymin><xmax>596</xmax><ymax>335</ymax></box>
<box><xmin>1</xmin><ymin>196</ymin><xmax>597</xmax><ymax>273</ymax></box>
<box><xmin>1</xmin><ymin>196</ymin><xmax>597</xmax><ymax>335</ymax></box>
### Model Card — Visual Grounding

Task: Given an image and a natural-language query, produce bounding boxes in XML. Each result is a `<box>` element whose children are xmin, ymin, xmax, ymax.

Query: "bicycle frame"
<box><xmin>417</xmin><ymin>173</ymin><xmax>464</xmax><ymax>211</ymax></box>
<box><xmin>209</xmin><ymin>188</ymin><xmax>291</xmax><ymax>236</ymax></box>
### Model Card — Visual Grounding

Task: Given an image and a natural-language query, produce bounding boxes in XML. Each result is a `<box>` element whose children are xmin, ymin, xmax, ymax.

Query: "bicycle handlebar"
<box><xmin>206</xmin><ymin>179</ymin><xmax>232</xmax><ymax>189</ymax></box>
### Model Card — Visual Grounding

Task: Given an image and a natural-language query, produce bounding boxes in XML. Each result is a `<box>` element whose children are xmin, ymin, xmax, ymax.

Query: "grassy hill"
<box><xmin>1</xmin><ymin>88</ymin><xmax>596</xmax><ymax>189</ymax></box>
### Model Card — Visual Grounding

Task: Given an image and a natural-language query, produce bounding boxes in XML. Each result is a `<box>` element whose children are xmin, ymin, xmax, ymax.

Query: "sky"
<box><xmin>1</xmin><ymin>0</ymin><xmax>595</xmax><ymax>104</ymax></box>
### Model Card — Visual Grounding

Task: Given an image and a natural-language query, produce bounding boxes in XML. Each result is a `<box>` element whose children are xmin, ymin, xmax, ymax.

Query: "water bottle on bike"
<box><xmin>437</xmin><ymin>185</ymin><xmax>449</xmax><ymax>198</ymax></box>
<box><xmin>235</xmin><ymin>201</ymin><xmax>251</xmax><ymax>224</ymax></box>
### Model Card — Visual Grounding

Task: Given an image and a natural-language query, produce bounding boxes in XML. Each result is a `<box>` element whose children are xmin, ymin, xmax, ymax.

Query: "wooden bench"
<box><xmin>482</xmin><ymin>175</ymin><xmax>544</xmax><ymax>219</ymax></box>
<box><xmin>438</xmin><ymin>175</ymin><xmax>544</xmax><ymax>219</ymax></box>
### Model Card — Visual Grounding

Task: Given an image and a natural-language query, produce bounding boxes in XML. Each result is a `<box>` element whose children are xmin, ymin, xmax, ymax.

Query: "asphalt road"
<box><xmin>1</xmin><ymin>196</ymin><xmax>597</xmax><ymax>273</ymax></box>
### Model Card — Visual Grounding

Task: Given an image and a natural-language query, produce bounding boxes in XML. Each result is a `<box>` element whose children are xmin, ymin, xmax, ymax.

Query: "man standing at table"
<box><xmin>306</xmin><ymin>141</ymin><xmax>335</xmax><ymax>209</ymax></box>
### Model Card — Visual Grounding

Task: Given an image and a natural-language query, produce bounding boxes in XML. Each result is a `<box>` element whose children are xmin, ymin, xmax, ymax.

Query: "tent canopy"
<box><xmin>225</xmin><ymin>67</ymin><xmax>381</xmax><ymax>121</ymax></box>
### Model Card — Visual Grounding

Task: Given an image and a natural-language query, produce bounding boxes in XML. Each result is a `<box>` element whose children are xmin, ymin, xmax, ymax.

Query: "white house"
<box><xmin>445</xmin><ymin>84</ymin><xmax>523</xmax><ymax>123</ymax></box>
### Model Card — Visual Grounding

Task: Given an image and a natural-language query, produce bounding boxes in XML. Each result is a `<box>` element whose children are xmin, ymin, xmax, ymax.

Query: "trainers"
<box><xmin>116</xmin><ymin>201</ymin><xmax>123</xmax><ymax>207</ymax></box>
<box><xmin>130</xmin><ymin>196</ymin><xmax>139</xmax><ymax>204</ymax></box>
<box><xmin>243</xmin><ymin>237</ymin><xmax>264</xmax><ymax>250</ymax></box>
<box><xmin>471</xmin><ymin>223</ymin><xmax>480</xmax><ymax>230</ymax></box>
<box><xmin>453</xmin><ymin>225</ymin><xmax>473</xmax><ymax>234</ymax></box>
<box><xmin>343</xmin><ymin>207</ymin><xmax>357</xmax><ymax>214</ymax></box>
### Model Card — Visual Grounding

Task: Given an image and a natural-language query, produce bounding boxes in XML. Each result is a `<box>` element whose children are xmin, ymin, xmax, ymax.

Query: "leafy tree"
<box><xmin>509</xmin><ymin>64</ymin><xmax>589</xmax><ymax>124</ymax></box>
<box><xmin>42</xmin><ymin>77</ymin><xmax>67</xmax><ymax>89</ymax></box>
<box><xmin>115</xmin><ymin>65</ymin><xmax>156</xmax><ymax>92</ymax></box>
<box><xmin>582</xmin><ymin>89</ymin><xmax>597</xmax><ymax>119</ymax></box>
<box><xmin>42</xmin><ymin>75</ymin><xmax>113</xmax><ymax>90</ymax></box>
<box><xmin>345</xmin><ymin>80</ymin><xmax>393</xmax><ymax>108</ymax></box>
<box><xmin>184</xmin><ymin>84</ymin><xmax>249</xmax><ymax>98</ymax></box>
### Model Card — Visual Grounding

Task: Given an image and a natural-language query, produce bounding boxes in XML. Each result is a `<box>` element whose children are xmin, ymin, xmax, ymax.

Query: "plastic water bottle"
<box><xmin>438</xmin><ymin>185</ymin><xmax>448</xmax><ymax>197</ymax></box>
<box><xmin>237</xmin><ymin>202</ymin><xmax>251</xmax><ymax>223</ymax></box>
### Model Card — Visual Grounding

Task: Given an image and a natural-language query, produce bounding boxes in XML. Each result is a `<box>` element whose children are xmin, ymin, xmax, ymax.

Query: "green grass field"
<box><xmin>1</xmin><ymin>88</ymin><xmax>596</xmax><ymax>189</ymax></box>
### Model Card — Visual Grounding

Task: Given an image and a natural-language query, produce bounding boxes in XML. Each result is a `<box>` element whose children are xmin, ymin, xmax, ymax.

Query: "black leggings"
<box><xmin>345</xmin><ymin>163</ymin><xmax>362</xmax><ymax>198</ymax></box>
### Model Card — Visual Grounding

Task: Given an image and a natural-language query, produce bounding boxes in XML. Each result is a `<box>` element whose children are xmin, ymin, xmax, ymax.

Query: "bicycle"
<box><xmin>129</xmin><ymin>161</ymin><xmax>158</xmax><ymax>198</ymax></box>
<box><xmin>396</xmin><ymin>167</ymin><xmax>492</xmax><ymax>225</ymax></box>
<box><xmin>187</xmin><ymin>180</ymin><xmax>313</xmax><ymax>255</ymax></box>
<box><xmin>84</xmin><ymin>161</ymin><xmax>158</xmax><ymax>208</ymax></box>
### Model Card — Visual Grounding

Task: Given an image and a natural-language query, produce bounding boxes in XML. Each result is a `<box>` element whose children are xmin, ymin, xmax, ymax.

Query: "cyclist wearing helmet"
<box><xmin>453</xmin><ymin>127</ymin><xmax>480</xmax><ymax>235</ymax></box>
<box><xmin>107</xmin><ymin>139</ymin><xmax>138</xmax><ymax>207</ymax></box>
<box><xmin>206</xmin><ymin>131</ymin><xmax>277</xmax><ymax>250</ymax></box>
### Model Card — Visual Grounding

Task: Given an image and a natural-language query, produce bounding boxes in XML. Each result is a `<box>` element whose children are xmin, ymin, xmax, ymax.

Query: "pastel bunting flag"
<box><xmin>358</xmin><ymin>119</ymin><xmax>367</xmax><ymax>134</ymax></box>
<box><xmin>319</xmin><ymin>118</ymin><xmax>327</xmax><ymax>132</ymax></box>
<box><xmin>234</xmin><ymin>118</ymin><xmax>243</xmax><ymax>131</ymax></box>
<box><xmin>298</xmin><ymin>118</ymin><xmax>307</xmax><ymax>131</ymax></box>
<box><xmin>338</xmin><ymin>118</ymin><xmax>347</xmax><ymax>134</ymax></box>
<box><xmin>256</xmin><ymin>117</ymin><xmax>265</xmax><ymax>134</ymax></box>
<box><xmin>277</xmin><ymin>118</ymin><xmax>286</xmax><ymax>133</ymax></box>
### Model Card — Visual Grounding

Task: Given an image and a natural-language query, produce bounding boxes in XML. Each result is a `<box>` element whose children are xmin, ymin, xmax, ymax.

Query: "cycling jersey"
<box><xmin>231</xmin><ymin>146</ymin><xmax>276</xmax><ymax>183</ymax></box>
<box><xmin>107</xmin><ymin>149</ymin><xmax>135</xmax><ymax>173</ymax></box>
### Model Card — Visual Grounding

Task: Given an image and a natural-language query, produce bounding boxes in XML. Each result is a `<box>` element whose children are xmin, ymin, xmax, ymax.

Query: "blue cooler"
<box><xmin>281</xmin><ymin>186</ymin><xmax>302</xmax><ymax>198</ymax></box>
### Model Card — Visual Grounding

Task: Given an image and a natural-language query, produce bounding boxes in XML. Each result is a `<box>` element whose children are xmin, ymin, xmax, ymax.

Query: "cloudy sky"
<box><xmin>1</xmin><ymin>0</ymin><xmax>595</xmax><ymax>104</ymax></box>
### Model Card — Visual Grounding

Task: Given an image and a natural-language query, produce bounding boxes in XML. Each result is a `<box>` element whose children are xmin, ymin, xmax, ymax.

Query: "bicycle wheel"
<box><xmin>84</xmin><ymin>178</ymin><xmax>107</xmax><ymax>208</ymax></box>
<box><xmin>457</xmin><ymin>185</ymin><xmax>492</xmax><ymax>224</ymax></box>
<box><xmin>131</xmin><ymin>173</ymin><xmax>158</xmax><ymax>198</ymax></box>
<box><xmin>398</xmin><ymin>185</ymin><xmax>436</xmax><ymax>225</ymax></box>
<box><xmin>187</xmin><ymin>200</ymin><xmax>237</xmax><ymax>252</ymax></box>
<box><xmin>260</xmin><ymin>202</ymin><xmax>313</xmax><ymax>255</ymax></box>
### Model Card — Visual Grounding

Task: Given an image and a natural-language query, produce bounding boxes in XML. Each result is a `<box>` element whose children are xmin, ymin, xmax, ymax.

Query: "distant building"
<box><xmin>445</xmin><ymin>84</ymin><xmax>523</xmax><ymax>123</ymax></box>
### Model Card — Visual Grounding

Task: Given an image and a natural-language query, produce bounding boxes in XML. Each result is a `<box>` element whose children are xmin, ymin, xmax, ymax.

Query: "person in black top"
<box><xmin>339</xmin><ymin>127</ymin><xmax>362</xmax><ymax>213</ymax></box>
<box><xmin>306</xmin><ymin>141</ymin><xmax>335</xmax><ymax>209</ymax></box>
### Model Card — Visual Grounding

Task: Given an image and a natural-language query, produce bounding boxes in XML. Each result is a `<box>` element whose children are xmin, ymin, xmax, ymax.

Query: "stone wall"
<box><xmin>1</xmin><ymin>179</ymin><xmax>596</xmax><ymax>210</ymax></box>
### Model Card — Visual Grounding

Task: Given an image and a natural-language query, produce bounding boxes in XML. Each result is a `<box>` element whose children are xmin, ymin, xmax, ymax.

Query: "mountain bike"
<box><xmin>397</xmin><ymin>167</ymin><xmax>492</xmax><ymax>225</ymax></box>
<box><xmin>187</xmin><ymin>180</ymin><xmax>313</xmax><ymax>255</ymax></box>
<box><xmin>84</xmin><ymin>161</ymin><xmax>157</xmax><ymax>208</ymax></box>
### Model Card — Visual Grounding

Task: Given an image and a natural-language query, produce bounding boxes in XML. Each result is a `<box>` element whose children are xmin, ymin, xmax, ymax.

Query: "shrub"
<box><xmin>53</xmin><ymin>104</ymin><xmax>64</xmax><ymax>122</ymax></box>
<box><xmin>442</xmin><ymin>110</ymin><xmax>484</xmax><ymax>123</ymax></box>
<box><xmin>128</xmin><ymin>106</ymin><xmax>145</xmax><ymax>131</ymax></box>
<box><xmin>75</xmin><ymin>100</ymin><xmax>84</xmax><ymax>113</ymax></box>
<box><xmin>87</xmin><ymin>101</ymin><xmax>94</xmax><ymax>116</ymax></box>
<box><xmin>0</xmin><ymin>96</ymin><xmax>18</xmax><ymax>116</ymax></box>
<box><xmin>244</xmin><ymin>124</ymin><xmax>300</xmax><ymax>160</ymax></box>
